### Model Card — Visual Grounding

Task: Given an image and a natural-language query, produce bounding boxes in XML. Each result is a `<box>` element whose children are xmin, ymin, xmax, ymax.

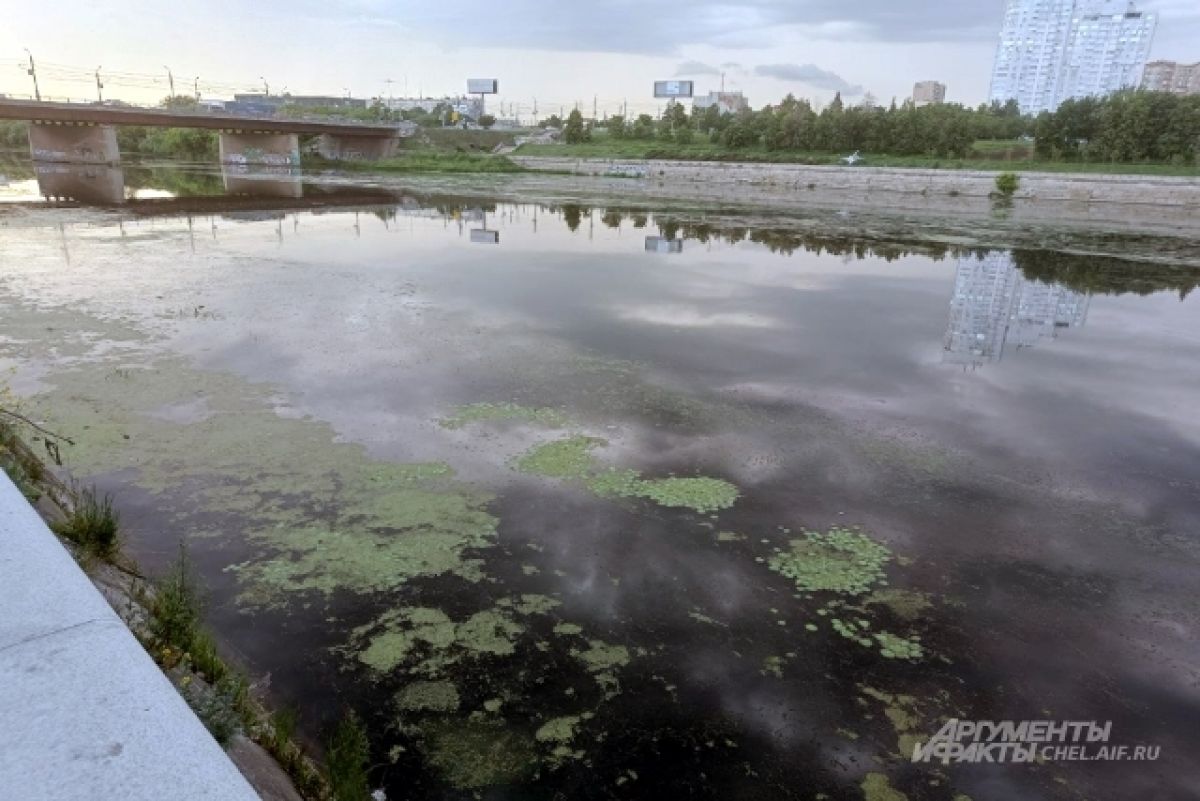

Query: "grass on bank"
<box><xmin>305</xmin><ymin>151</ymin><xmax>524</xmax><ymax>174</ymax></box>
<box><xmin>52</xmin><ymin>484</ymin><xmax>120</xmax><ymax>558</ymax></box>
<box><xmin>514</xmin><ymin>135</ymin><xmax>1200</xmax><ymax>177</ymax></box>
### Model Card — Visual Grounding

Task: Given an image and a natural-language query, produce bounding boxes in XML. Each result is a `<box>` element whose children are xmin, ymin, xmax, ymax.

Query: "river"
<box><xmin>1</xmin><ymin>161</ymin><xmax>1198</xmax><ymax>801</ymax></box>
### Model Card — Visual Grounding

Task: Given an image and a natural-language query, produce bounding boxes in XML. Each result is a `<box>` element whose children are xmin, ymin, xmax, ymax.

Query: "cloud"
<box><xmin>754</xmin><ymin>63</ymin><xmax>864</xmax><ymax>95</ymax></box>
<box><xmin>675</xmin><ymin>60</ymin><xmax>721</xmax><ymax>76</ymax></box>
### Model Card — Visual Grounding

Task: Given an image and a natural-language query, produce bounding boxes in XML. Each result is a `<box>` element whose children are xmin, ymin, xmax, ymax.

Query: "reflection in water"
<box><xmin>220</xmin><ymin>164</ymin><xmax>303</xmax><ymax>198</ymax></box>
<box><xmin>34</xmin><ymin>162</ymin><xmax>126</xmax><ymax>205</ymax></box>
<box><xmin>644</xmin><ymin>236</ymin><xmax>683</xmax><ymax>254</ymax></box>
<box><xmin>944</xmin><ymin>251</ymin><xmax>1091</xmax><ymax>368</ymax></box>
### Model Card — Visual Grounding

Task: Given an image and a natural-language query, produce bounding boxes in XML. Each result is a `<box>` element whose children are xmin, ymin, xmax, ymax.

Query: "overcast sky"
<box><xmin>3</xmin><ymin>0</ymin><xmax>1198</xmax><ymax>116</ymax></box>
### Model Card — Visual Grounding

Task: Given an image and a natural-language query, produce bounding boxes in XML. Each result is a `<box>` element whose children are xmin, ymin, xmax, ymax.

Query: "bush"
<box><xmin>327</xmin><ymin>711</ymin><xmax>371</xmax><ymax>801</ymax></box>
<box><xmin>995</xmin><ymin>172</ymin><xmax>1020</xmax><ymax>196</ymax></box>
<box><xmin>151</xmin><ymin>543</ymin><xmax>202</xmax><ymax>649</ymax></box>
<box><xmin>53</xmin><ymin>485</ymin><xmax>119</xmax><ymax>557</ymax></box>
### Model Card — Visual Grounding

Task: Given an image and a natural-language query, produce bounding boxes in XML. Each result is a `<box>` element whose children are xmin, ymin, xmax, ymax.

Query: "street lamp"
<box><xmin>261</xmin><ymin>76</ymin><xmax>269</xmax><ymax>96</ymax></box>
<box><xmin>194</xmin><ymin>76</ymin><xmax>201</xmax><ymax>100</ymax></box>
<box><xmin>164</xmin><ymin>66</ymin><xmax>175</xmax><ymax>97</ymax></box>
<box><xmin>95</xmin><ymin>66</ymin><xmax>104</xmax><ymax>103</ymax></box>
<box><xmin>23</xmin><ymin>48</ymin><xmax>41</xmax><ymax>101</ymax></box>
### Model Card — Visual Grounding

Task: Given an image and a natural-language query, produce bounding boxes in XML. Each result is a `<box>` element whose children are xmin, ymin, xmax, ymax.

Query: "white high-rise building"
<box><xmin>988</xmin><ymin>0</ymin><xmax>1157</xmax><ymax>114</ymax></box>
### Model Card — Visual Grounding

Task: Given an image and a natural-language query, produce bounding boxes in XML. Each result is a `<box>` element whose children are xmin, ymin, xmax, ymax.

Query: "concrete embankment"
<box><xmin>510</xmin><ymin>156</ymin><xmax>1200</xmax><ymax>235</ymax></box>
<box><xmin>0</xmin><ymin>471</ymin><xmax>261</xmax><ymax>801</ymax></box>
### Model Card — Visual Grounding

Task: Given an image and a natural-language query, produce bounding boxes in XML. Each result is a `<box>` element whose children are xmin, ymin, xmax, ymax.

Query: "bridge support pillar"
<box><xmin>316</xmin><ymin>134</ymin><xmax>400</xmax><ymax>161</ymax></box>
<box><xmin>28</xmin><ymin>123</ymin><xmax>120</xmax><ymax>165</ymax></box>
<box><xmin>218</xmin><ymin>132</ymin><xmax>300</xmax><ymax>166</ymax></box>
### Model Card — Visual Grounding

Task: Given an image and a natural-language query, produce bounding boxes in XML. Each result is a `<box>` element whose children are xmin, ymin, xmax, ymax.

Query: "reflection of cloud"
<box><xmin>615</xmin><ymin>304</ymin><xmax>780</xmax><ymax>329</ymax></box>
<box><xmin>754</xmin><ymin>63</ymin><xmax>864</xmax><ymax>95</ymax></box>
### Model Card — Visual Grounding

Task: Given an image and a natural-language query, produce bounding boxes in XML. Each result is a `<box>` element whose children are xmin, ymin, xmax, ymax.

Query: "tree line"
<box><xmin>562</xmin><ymin>90</ymin><xmax>1199</xmax><ymax>164</ymax></box>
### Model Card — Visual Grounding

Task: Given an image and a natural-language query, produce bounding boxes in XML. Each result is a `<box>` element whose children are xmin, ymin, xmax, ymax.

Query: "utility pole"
<box><xmin>593</xmin><ymin>94</ymin><xmax>597</xmax><ymax>120</ymax></box>
<box><xmin>95</xmin><ymin>66</ymin><xmax>104</xmax><ymax>103</ymax></box>
<box><xmin>533</xmin><ymin>98</ymin><xmax>537</xmax><ymax>118</ymax></box>
<box><xmin>23</xmin><ymin>49</ymin><xmax>40</xmax><ymax>101</ymax></box>
<box><xmin>164</xmin><ymin>66</ymin><xmax>175</xmax><ymax>97</ymax></box>
<box><xmin>720</xmin><ymin>71</ymin><xmax>725</xmax><ymax>93</ymax></box>
<box><xmin>194</xmin><ymin>76</ymin><xmax>201</xmax><ymax>100</ymax></box>
<box><xmin>261</xmin><ymin>77</ymin><xmax>270</xmax><ymax>96</ymax></box>
<box><xmin>384</xmin><ymin>78</ymin><xmax>394</xmax><ymax>103</ymax></box>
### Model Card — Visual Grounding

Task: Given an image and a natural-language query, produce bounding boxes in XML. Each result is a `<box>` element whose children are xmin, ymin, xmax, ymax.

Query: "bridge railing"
<box><xmin>0</xmin><ymin>94</ymin><xmax>408</xmax><ymax>131</ymax></box>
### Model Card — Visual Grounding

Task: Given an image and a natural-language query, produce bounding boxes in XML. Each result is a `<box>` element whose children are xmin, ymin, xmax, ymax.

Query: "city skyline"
<box><xmin>2</xmin><ymin>0</ymin><xmax>1198</xmax><ymax>117</ymax></box>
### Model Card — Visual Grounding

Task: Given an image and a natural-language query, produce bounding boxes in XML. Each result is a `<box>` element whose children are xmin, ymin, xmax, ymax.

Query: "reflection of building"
<box><xmin>912</xmin><ymin>81</ymin><xmax>947</xmax><ymax>106</ymax></box>
<box><xmin>944</xmin><ymin>252</ymin><xmax>1090</xmax><ymax>366</ymax></box>
<box><xmin>692</xmin><ymin>91</ymin><xmax>749</xmax><ymax>115</ymax></box>
<box><xmin>1141</xmin><ymin>61</ymin><xmax>1200</xmax><ymax>95</ymax></box>
<box><xmin>989</xmin><ymin>0</ymin><xmax>1156</xmax><ymax>113</ymax></box>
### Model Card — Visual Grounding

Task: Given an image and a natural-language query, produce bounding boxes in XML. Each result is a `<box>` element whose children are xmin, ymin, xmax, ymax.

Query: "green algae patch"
<box><xmin>397</xmin><ymin>681</ymin><xmax>460</xmax><ymax>712</ymax></box>
<box><xmin>553</xmin><ymin>622</ymin><xmax>583</xmax><ymax>636</ymax></box>
<box><xmin>535</xmin><ymin>715</ymin><xmax>582</xmax><ymax>744</ymax></box>
<box><xmin>866</xmin><ymin>589</ymin><xmax>932</xmax><ymax>622</ymax></box>
<box><xmin>631</xmin><ymin>476</ymin><xmax>739</xmax><ymax>513</ymax></box>
<box><xmin>440</xmin><ymin>402</ymin><xmax>569</xmax><ymax>430</ymax></box>
<box><xmin>515</xmin><ymin>435</ymin><xmax>739</xmax><ymax>513</ymax></box>
<box><xmin>514</xmin><ymin>435</ymin><xmax>606</xmax><ymax>479</ymax></box>
<box><xmin>500</xmin><ymin>594</ymin><xmax>561</xmax><ymax>616</ymax></box>
<box><xmin>570</xmin><ymin>639</ymin><xmax>631</xmax><ymax>699</ymax></box>
<box><xmin>352</xmin><ymin>595</ymin><xmax>565</xmax><ymax>675</ymax></box>
<box><xmin>420</xmin><ymin>719</ymin><xmax>536</xmax><ymax>789</ymax></box>
<box><xmin>860</xmin><ymin>686</ymin><xmax>925</xmax><ymax>757</ymax></box>
<box><xmin>355</xmin><ymin>608</ymin><xmax>457</xmax><ymax>673</ymax></box>
<box><xmin>761</xmin><ymin>655</ymin><xmax>785</xmax><ymax>678</ymax></box>
<box><xmin>717</xmin><ymin>530</ymin><xmax>746</xmax><ymax>542</ymax></box>
<box><xmin>768</xmin><ymin>527</ymin><xmax>891</xmax><ymax>596</ymax></box>
<box><xmin>874</xmin><ymin>631</ymin><xmax>924</xmax><ymax>661</ymax></box>
<box><xmin>862</xmin><ymin>773</ymin><xmax>908</xmax><ymax>801</ymax></box>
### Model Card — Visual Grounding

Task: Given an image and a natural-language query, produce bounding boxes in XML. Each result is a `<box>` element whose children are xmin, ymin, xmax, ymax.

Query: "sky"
<box><xmin>2</xmin><ymin>0</ymin><xmax>1198</xmax><ymax>118</ymax></box>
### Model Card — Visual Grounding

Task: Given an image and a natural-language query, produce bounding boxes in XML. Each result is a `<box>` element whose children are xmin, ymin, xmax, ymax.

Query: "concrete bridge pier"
<box><xmin>316</xmin><ymin>133</ymin><xmax>400</xmax><ymax>160</ymax></box>
<box><xmin>28</xmin><ymin>122</ymin><xmax>120</xmax><ymax>165</ymax></box>
<box><xmin>218</xmin><ymin>131</ymin><xmax>301</xmax><ymax>167</ymax></box>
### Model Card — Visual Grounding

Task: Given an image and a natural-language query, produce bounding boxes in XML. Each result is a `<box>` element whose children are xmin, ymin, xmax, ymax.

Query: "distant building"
<box><xmin>944</xmin><ymin>251</ymin><xmax>1090</xmax><ymax>367</ymax></box>
<box><xmin>912</xmin><ymin>81</ymin><xmax>947</xmax><ymax>106</ymax></box>
<box><xmin>1141</xmin><ymin>61</ymin><xmax>1200</xmax><ymax>95</ymax></box>
<box><xmin>989</xmin><ymin>0</ymin><xmax>1156</xmax><ymax>114</ymax></box>
<box><xmin>692</xmin><ymin>91</ymin><xmax>749</xmax><ymax>115</ymax></box>
<box><xmin>383</xmin><ymin>96</ymin><xmax>484</xmax><ymax>120</ymax></box>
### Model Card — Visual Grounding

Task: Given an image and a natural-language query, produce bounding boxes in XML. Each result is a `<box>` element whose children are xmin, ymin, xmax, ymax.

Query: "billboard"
<box><xmin>653</xmin><ymin>80</ymin><xmax>694</xmax><ymax>98</ymax></box>
<box><xmin>467</xmin><ymin>79</ymin><xmax>499</xmax><ymax>94</ymax></box>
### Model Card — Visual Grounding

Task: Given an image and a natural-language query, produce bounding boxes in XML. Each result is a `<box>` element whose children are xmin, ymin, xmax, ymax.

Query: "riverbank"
<box><xmin>0</xmin><ymin>420</ymin><xmax>334</xmax><ymax>801</ymax></box>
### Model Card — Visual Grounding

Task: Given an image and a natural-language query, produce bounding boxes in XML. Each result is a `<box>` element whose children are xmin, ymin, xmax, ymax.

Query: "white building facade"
<box><xmin>989</xmin><ymin>0</ymin><xmax>1156</xmax><ymax>114</ymax></box>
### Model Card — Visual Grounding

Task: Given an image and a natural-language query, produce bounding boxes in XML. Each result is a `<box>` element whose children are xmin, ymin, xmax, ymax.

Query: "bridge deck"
<box><xmin>0</xmin><ymin>99</ymin><xmax>402</xmax><ymax>137</ymax></box>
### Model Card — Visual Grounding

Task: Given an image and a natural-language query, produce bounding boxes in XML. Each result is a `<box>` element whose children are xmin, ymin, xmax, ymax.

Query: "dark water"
<box><xmin>1</xmin><ymin>164</ymin><xmax>1199</xmax><ymax>801</ymax></box>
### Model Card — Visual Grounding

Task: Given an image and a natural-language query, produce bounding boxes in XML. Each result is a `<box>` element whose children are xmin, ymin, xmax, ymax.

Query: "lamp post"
<box><xmin>164</xmin><ymin>66</ymin><xmax>175</xmax><ymax>98</ymax></box>
<box><xmin>23</xmin><ymin>48</ymin><xmax>41</xmax><ymax>101</ymax></box>
<box><xmin>194</xmin><ymin>76</ymin><xmax>201</xmax><ymax>100</ymax></box>
<box><xmin>95</xmin><ymin>66</ymin><xmax>104</xmax><ymax>103</ymax></box>
<box><xmin>261</xmin><ymin>77</ymin><xmax>269</xmax><ymax>96</ymax></box>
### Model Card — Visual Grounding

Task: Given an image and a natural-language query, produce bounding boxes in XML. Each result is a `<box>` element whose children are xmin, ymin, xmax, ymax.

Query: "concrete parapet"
<box><xmin>0</xmin><ymin>472</ymin><xmax>260</xmax><ymax>801</ymax></box>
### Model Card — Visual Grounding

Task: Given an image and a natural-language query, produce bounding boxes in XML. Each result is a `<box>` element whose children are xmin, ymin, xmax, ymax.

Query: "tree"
<box><xmin>606</xmin><ymin>114</ymin><xmax>627</xmax><ymax>139</ymax></box>
<box><xmin>541</xmin><ymin>114</ymin><xmax>563</xmax><ymax>129</ymax></box>
<box><xmin>564</xmin><ymin>108</ymin><xmax>590</xmax><ymax>144</ymax></box>
<box><xmin>629</xmin><ymin>113</ymin><xmax>656</xmax><ymax>140</ymax></box>
<box><xmin>478</xmin><ymin>114</ymin><xmax>496</xmax><ymax>129</ymax></box>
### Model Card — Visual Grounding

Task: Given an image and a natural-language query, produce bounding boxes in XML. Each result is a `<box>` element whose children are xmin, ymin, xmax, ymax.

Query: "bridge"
<box><xmin>0</xmin><ymin>98</ymin><xmax>413</xmax><ymax>165</ymax></box>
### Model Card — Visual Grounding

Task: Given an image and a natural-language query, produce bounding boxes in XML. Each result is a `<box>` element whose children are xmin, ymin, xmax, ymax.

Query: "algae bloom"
<box><xmin>514</xmin><ymin>435</ymin><xmax>739</xmax><ymax>514</ymax></box>
<box><xmin>768</xmin><ymin>527</ymin><xmax>891</xmax><ymax>596</ymax></box>
<box><xmin>439</xmin><ymin>402</ymin><xmax>569</xmax><ymax>430</ymax></box>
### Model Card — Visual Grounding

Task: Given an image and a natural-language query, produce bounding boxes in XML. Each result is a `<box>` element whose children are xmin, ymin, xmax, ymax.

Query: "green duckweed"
<box><xmin>420</xmin><ymin>719</ymin><xmax>536</xmax><ymax>789</ymax></box>
<box><xmin>396</xmin><ymin>681</ymin><xmax>461</xmax><ymax>712</ymax></box>
<box><xmin>439</xmin><ymin>402</ymin><xmax>568</xmax><ymax>430</ymax></box>
<box><xmin>768</xmin><ymin>527</ymin><xmax>891</xmax><ymax>596</ymax></box>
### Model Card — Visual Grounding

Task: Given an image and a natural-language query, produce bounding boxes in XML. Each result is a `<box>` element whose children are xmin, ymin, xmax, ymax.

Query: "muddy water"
<box><xmin>2</xmin><ymin>167</ymin><xmax>1199</xmax><ymax>801</ymax></box>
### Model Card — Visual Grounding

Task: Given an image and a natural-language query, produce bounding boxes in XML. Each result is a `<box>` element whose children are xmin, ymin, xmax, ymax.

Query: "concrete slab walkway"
<box><xmin>0</xmin><ymin>471</ymin><xmax>261</xmax><ymax>801</ymax></box>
